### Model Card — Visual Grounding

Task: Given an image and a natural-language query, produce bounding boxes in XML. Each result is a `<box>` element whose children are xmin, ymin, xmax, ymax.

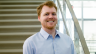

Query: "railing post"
<box><xmin>74</xmin><ymin>25</ymin><xmax>80</xmax><ymax>54</ymax></box>
<box><xmin>65</xmin><ymin>0</ymin><xmax>90</xmax><ymax>54</ymax></box>
<box><xmin>63</xmin><ymin>0</ymin><xmax>67</xmax><ymax>34</ymax></box>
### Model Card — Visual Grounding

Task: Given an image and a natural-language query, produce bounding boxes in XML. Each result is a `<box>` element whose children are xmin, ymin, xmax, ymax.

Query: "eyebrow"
<box><xmin>45</xmin><ymin>12</ymin><xmax>56</xmax><ymax>14</ymax></box>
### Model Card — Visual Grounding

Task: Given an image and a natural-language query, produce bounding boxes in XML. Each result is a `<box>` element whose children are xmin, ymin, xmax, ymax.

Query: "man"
<box><xmin>23</xmin><ymin>1</ymin><xmax>76</xmax><ymax>54</ymax></box>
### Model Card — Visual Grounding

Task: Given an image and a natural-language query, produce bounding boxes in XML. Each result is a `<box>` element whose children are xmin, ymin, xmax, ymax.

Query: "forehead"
<box><xmin>41</xmin><ymin>5</ymin><xmax>56</xmax><ymax>13</ymax></box>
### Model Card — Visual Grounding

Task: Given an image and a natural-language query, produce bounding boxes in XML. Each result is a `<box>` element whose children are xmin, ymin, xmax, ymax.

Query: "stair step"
<box><xmin>0</xmin><ymin>1</ymin><xmax>45</xmax><ymax>3</ymax></box>
<box><xmin>0</xmin><ymin>9</ymin><xmax>37</xmax><ymax>14</ymax></box>
<box><xmin>0</xmin><ymin>5</ymin><xmax>38</xmax><ymax>7</ymax></box>
<box><xmin>0</xmin><ymin>9</ymin><xmax>36</xmax><ymax>12</ymax></box>
<box><xmin>0</xmin><ymin>32</ymin><xmax>36</xmax><ymax>35</ymax></box>
<box><xmin>0</xmin><ymin>20</ymin><xmax>40</xmax><ymax>25</ymax></box>
<box><xmin>0</xmin><ymin>32</ymin><xmax>35</xmax><ymax>41</ymax></box>
<box><xmin>0</xmin><ymin>26</ymin><xmax>41</xmax><ymax>33</ymax></box>
<box><xmin>0</xmin><ymin>5</ymin><xmax>38</xmax><ymax>9</ymax></box>
<box><xmin>0</xmin><ymin>0</ymin><xmax>48</xmax><ymax>1</ymax></box>
<box><xmin>0</xmin><ymin>49</ymin><xmax>22</xmax><ymax>52</ymax></box>
<box><xmin>0</xmin><ymin>16</ymin><xmax>38</xmax><ymax>19</ymax></box>
<box><xmin>0</xmin><ymin>25</ymin><xmax>41</xmax><ymax>28</ymax></box>
<box><xmin>0</xmin><ymin>19</ymin><xmax>40</xmax><ymax>25</ymax></box>
<box><xmin>0</xmin><ymin>41</ymin><xmax>24</xmax><ymax>49</ymax></box>
<box><xmin>0</xmin><ymin>43</ymin><xmax>23</xmax><ymax>49</ymax></box>
<box><xmin>0</xmin><ymin>40</ymin><xmax>23</xmax><ymax>43</ymax></box>
<box><xmin>0</xmin><ymin>19</ymin><xmax>38</xmax><ymax>22</ymax></box>
<box><xmin>0</xmin><ymin>35</ymin><xmax>31</xmax><ymax>41</ymax></box>
<box><xmin>0</xmin><ymin>14</ymin><xmax>37</xmax><ymax>16</ymax></box>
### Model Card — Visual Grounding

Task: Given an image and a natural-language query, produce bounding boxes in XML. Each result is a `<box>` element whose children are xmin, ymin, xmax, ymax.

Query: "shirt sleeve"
<box><xmin>23</xmin><ymin>40</ymin><xmax>35</xmax><ymax>54</ymax></box>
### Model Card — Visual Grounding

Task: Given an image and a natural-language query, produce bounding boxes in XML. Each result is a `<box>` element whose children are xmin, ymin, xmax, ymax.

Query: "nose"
<box><xmin>49</xmin><ymin>14</ymin><xmax>53</xmax><ymax>18</ymax></box>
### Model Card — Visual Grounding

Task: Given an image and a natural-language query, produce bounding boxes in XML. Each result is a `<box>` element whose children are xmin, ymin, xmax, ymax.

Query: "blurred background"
<box><xmin>0</xmin><ymin>0</ymin><xmax>96</xmax><ymax>54</ymax></box>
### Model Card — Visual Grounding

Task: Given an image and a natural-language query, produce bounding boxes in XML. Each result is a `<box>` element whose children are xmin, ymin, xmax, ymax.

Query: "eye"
<box><xmin>45</xmin><ymin>13</ymin><xmax>49</xmax><ymax>16</ymax></box>
<box><xmin>52</xmin><ymin>13</ymin><xmax>56</xmax><ymax>15</ymax></box>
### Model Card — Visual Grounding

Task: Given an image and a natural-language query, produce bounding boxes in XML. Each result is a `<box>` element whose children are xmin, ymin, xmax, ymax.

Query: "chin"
<box><xmin>42</xmin><ymin>24</ymin><xmax>56</xmax><ymax>29</ymax></box>
<box><xmin>47</xmin><ymin>26</ymin><xmax>55</xmax><ymax>29</ymax></box>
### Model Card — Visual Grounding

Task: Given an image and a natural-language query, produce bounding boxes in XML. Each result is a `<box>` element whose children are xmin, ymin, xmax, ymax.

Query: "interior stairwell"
<box><xmin>0</xmin><ymin>0</ymin><xmax>47</xmax><ymax>54</ymax></box>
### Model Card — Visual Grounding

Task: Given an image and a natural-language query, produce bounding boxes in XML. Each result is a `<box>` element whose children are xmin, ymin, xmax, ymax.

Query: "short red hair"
<box><xmin>37</xmin><ymin>1</ymin><xmax>57</xmax><ymax>16</ymax></box>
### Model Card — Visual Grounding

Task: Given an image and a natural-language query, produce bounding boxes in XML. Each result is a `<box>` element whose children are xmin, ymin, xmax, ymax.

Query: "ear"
<box><xmin>38</xmin><ymin>16</ymin><xmax>40</xmax><ymax>21</ymax></box>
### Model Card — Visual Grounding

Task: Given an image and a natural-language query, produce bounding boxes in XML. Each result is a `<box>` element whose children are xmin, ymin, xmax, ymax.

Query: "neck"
<box><xmin>42</xmin><ymin>27</ymin><xmax>56</xmax><ymax>38</ymax></box>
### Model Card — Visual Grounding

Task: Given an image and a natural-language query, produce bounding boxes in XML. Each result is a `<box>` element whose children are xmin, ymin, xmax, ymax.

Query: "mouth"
<box><xmin>47</xmin><ymin>21</ymin><xmax>54</xmax><ymax>22</ymax></box>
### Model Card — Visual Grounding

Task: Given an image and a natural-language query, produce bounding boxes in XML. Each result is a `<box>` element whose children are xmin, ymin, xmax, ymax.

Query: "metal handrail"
<box><xmin>65</xmin><ymin>0</ymin><xmax>90</xmax><ymax>54</ymax></box>
<box><xmin>56</xmin><ymin>0</ymin><xmax>70</xmax><ymax>36</ymax></box>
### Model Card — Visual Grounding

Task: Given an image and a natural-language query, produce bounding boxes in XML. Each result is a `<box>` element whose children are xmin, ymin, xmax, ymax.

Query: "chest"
<box><xmin>35</xmin><ymin>39</ymin><xmax>72</xmax><ymax>54</ymax></box>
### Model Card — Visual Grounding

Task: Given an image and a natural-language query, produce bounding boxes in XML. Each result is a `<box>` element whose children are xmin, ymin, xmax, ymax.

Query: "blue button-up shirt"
<box><xmin>23</xmin><ymin>28</ymin><xmax>76</xmax><ymax>54</ymax></box>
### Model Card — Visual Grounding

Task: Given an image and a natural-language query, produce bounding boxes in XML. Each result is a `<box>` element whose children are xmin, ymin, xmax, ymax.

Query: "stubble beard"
<box><xmin>41</xmin><ymin>21</ymin><xmax>57</xmax><ymax>30</ymax></box>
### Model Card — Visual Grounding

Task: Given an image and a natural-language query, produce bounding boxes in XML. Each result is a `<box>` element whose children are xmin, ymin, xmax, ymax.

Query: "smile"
<box><xmin>47</xmin><ymin>21</ymin><xmax>54</xmax><ymax>22</ymax></box>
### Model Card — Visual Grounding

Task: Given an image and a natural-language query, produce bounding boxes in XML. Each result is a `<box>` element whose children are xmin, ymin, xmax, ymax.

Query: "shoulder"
<box><xmin>57</xmin><ymin>31</ymin><xmax>70</xmax><ymax>38</ymax></box>
<box><xmin>23</xmin><ymin>33</ymin><xmax>40</xmax><ymax>53</ymax></box>
<box><xmin>24</xmin><ymin>32</ymin><xmax>39</xmax><ymax>43</ymax></box>
<box><xmin>57</xmin><ymin>31</ymin><xmax>73</xmax><ymax>43</ymax></box>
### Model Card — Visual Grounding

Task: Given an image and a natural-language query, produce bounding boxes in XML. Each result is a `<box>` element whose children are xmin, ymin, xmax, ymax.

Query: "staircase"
<box><xmin>0</xmin><ymin>0</ymin><xmax>47</xmax><ymax>54</ymax></box>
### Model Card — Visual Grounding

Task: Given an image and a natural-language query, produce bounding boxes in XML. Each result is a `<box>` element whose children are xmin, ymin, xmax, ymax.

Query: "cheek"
<box><xmin>40</xmin><ymin>16</ymin><xmax>46</xmax><ymax>21</ymax></box>
<box><xmin>41</xmin><ymin>18</ymin><xmax>47</xmax><ymax>22</ymax></box>
<box><xmin>54</xmin><ymin>16</ymin><xmax>57</xmax><ymax>20</ymax></box>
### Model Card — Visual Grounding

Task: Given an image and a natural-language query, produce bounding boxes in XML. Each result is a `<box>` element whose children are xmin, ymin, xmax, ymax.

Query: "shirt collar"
<box><xmin>40</xmin><ymin>28</ymin><xmax>60</xmax><ymax>39</ymax></box>
<box><xmin>40</xmin><ymin>28</ymin><xmax>49</xmax><ymax>39</ymax></box>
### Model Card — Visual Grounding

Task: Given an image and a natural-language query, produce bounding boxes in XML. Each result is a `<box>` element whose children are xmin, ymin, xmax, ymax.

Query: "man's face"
<box><xmin>38</xmin><ymin>5</ymin><xmax>57</xmax><ymax>29</ymax></box>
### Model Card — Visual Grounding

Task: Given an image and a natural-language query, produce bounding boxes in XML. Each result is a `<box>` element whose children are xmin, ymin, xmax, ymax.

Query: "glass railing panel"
<box><xmin>52</xmin><ymin>0</ymin><xmax>96</xmax><ymax>54</ymax></box>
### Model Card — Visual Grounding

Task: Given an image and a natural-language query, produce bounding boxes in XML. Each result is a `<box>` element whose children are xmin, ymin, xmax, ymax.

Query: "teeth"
<box><xmin>48</xmin><ymin>21</ymin><xmax>53</xmax><ymax>22</ymax></box>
